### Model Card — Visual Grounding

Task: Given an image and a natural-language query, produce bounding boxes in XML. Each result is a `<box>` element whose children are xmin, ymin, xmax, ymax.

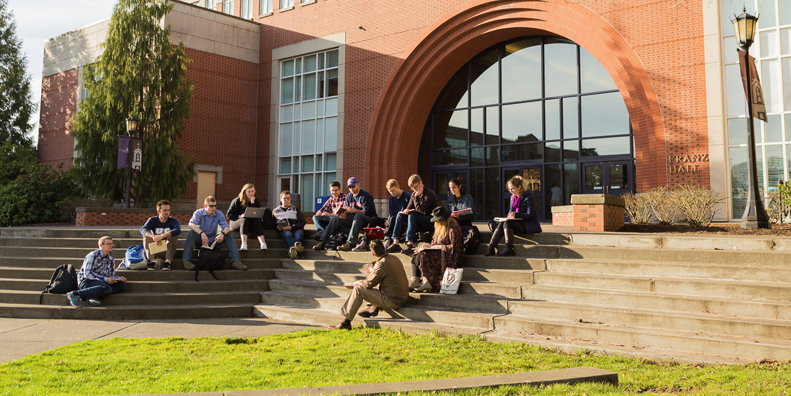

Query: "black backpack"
<box><xmin>195</xmin><ymin>247</ymin><xmax>224</xmax><ymax>281</ymax></box>
<box><xmin>461</xmin><ymin>226</ymin><xmax>480</xmax><ymax>255</ymax></box>
<box><xmin>40</xmin><ymin>264</ymin><xmax>78</xmax><ymax>304</ymax></box>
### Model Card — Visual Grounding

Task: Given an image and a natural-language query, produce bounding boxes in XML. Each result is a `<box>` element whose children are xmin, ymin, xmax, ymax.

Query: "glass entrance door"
<box><xmin>583</xmin><ymin>161</ymin><xmax>631</xmax><ymax>195</ymax></box>
<box><xmin>503</xmin><ymin>166</ymin><xmax>544</xmax><ymax>220</ymax></box>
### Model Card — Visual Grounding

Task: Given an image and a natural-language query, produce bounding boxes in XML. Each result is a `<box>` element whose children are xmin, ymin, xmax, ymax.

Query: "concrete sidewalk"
<box><xmin>0</xmin><ymin>317</ymin><xmax>321</xmax><ymax>363</ymax></box>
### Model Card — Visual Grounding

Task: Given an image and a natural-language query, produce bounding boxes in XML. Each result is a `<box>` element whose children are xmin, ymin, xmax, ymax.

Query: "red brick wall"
<box><xmin>38</xmin><ymin>69</ymin><xmax>79</xmax><ymax>168</ymax></box>
<box><xmin>573</xmin><ymin>204</ymin><xmax>625</xmax><ymax>232</ymax></box>
<box><xmin>76</xmin><ymin>211</ymin><xmax>193</xmax><ymax>227</ymax></box>
<box><xmin>552</xmin><ymin>211</ymin><xmax>574</xmax><ymax>227</ymax></box>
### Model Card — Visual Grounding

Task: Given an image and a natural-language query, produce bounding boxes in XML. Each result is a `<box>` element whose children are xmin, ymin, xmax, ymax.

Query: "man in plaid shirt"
<box><xmin>66</xmin><ymin>236</ymin><xmax>127</xmax><ymax>308</ymax></box>
<box><xmin>312</xmin><ymin>180</ymin><xmax>346</xmax><ymax>240</ymax></box>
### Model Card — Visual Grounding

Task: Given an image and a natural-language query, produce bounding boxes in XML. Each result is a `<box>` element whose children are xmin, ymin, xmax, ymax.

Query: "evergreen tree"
<box><xmin>72</xmin><ymin>0</ymin><xmax>194</xmax><ymax>206</ymax></box>
<box><xmin>0</xmin><ymin>0</ymin><xmax>36</xmax><ymax>149</ymax></box>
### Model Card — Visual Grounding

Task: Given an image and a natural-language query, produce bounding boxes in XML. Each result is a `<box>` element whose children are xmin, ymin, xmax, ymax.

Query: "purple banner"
<box><xmin>118</xmin><ymin>136</ymin><xmax>130</xmax><ymax>169</ymax></box>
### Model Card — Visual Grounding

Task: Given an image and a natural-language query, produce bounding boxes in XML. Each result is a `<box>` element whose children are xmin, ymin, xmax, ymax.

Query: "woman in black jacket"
<box><xmin>227</xmin><ymin>183</ymin><xmax>269</xmax><ymax>250</ymax></box>
<box><xmin>485</xmin><ymin>175</ymin><xmax>542</xmax><ymax>256</ymax></box>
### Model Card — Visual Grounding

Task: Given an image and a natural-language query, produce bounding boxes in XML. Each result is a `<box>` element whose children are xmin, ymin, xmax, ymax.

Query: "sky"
<box><xmin>7</xmin><ymin>0</ymin><xmax>117</xmax><ymax>146</ymax></box>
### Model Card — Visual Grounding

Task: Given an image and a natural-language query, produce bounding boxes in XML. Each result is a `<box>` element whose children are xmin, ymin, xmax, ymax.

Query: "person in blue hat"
<box><xmin>313</xmin><ymin>177</ymin><xmax>378</xmax><ymax>251</ymax></box>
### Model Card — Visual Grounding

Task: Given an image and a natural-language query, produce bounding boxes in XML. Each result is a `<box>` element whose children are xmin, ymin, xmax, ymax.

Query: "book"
<box><xmin>148</xmin><ymin>239</ymin><xmax>168</xmax><ymax>255</ymax></box>
<box><xmin>201</xmin><ymin>238</ymin><xmax>218</xmax><ymax>250</ymax></box>
<box><xmin>451</xmin><ymin>208</ymin><xmax>472</xmax><ymax>216</ymax></box>
<box><xmin>493</xmin><ymin>217</ymin><xmax>521</xmax><ymax>222</ymax></box>
<box><xmin>334</xmin><ymin>206</ymin><xmax>347</xmax><ymax>215</ymax></box>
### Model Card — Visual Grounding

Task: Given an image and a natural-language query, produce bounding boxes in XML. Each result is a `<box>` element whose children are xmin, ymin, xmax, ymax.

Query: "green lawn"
<box><xmin>1</xmin><ymin>328</ymin><xmax>789</xmax><ymax>396</ymax></box>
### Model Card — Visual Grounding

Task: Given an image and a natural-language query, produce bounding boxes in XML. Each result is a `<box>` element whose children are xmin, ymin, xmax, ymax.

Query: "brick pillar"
<box><xmin>570</xmin><ymin>194</ymin><xmax>625</xmax><ymax>232</ymax></box>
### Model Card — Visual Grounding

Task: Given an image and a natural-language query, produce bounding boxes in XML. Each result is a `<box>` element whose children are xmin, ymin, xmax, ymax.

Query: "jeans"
<box><xmin>320</xmin><ymin>215</ymin><xmax>353</xmax><ymax>243</ymax></box>
<box><xmin>182</xmin><ymin>230</ymin><xmax>242</xmax><ymax>263</ymax></box>
<box><xmin>281</xmin><ymin>228</ymin><xmax>304</xmax><ymax>248</ymax></box>
<box><xmin>78</xmin><ymin>278</ymin><xmax>126</xmax><ymax>301</ymax></box>
<box><xmin>392</xmin><ymin>212</ymin><xmax>432</xmax><ymax>243</ymax></box>
<box><xmin>312</xmin><ymin>215</ymin><xmax>332</xmax><ymax>234</ymax></box>
<box><xmin>345</xmin><ymin>213</ymin><xmax>371</xmax><ymax>245</ymax></box>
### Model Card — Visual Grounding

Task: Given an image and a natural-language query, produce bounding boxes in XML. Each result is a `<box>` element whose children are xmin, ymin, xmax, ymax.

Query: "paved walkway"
<box><xmin>0</xmin><ymin>317</ymin><xmax>320</xmax><ymax>364</ymax></box>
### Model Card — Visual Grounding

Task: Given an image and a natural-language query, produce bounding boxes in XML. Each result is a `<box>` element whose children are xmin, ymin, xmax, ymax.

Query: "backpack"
<box><xmin>195</xmin><ymin>247</ymin><xmax>224</xmax><ymax>281</ymax></box>
<box><xmin>461</xmin><ymin>226</ymin><xmax>480</xmax><ymax>255</ymax></box>
<box><xmin>40</xmin><ymin>264</ymin><xmax>78</xmax><ymax>304</ymax></box>
<box><xmin>119</xmin><ymin>245</ymin><xmax>148</xmax><ymax>270</ymax></box>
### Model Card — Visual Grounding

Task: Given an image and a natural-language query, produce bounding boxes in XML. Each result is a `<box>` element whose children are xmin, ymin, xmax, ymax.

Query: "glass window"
<box><xmin>782</xmin><ymin>58</ymin><xmax>790</xmax><ymax>111</ymax></box>
<box><xmin>545</xmin><ymin>99</ymin><xmax>560</xmax><ymax>141</ymax></box>
<box><xmin>241</xmin><ymin>0</ymin><xmax>252</xmax><ymax>18</ymax></box>
<box><xmin>546</xmin><ymin>142</ymin><xmax>561</xmax><ymax>162</ymax></box>
<box><xmin>470</xmin><ymin>48</ymin><xmax>500</xmax><ymax>107</ymax></box>
<box><xmin>279</xmin><ymin>123</ymin><xmax>292</xmax><ymax>156</ymax></box>
<box><xmin>326</xmin><ymin>69</ymin><xmax>339</xmax><ymax>97</ymax></box>
<box><xmin>471</xmin><ymin>108</ymin><xmax>484</xmax><ymax>146</ymax></box>
<box><xmin>760</xmin><ymin>30</ymin><xmax>779</xmax><ymax>57</ymax></box>
<box><xmin>470</xmin><ymin>169</ymin><xmax>485</xmax><ymax>220</ymax></box>
<box><xmin>767</xmin><ymin>144</ymin><xmax>784</xmax><ymax>186</ymax></box>
<box><xmin>302</xmin><ymin>120</ymin><xmax>315</xmax><ymax>154</ymax></box>
<box><xmin>581</xmin><ymin>136</ymin><xmax>631</xmax><ymax>157</ymax></box>
<box><xmin>580</xmin><ymin>47</ymin><xmax>617</xmax><ymax>93</ymax></box>
<box><xmin>564</xmin><ymin>140</ymin><xmax>579</xmax><ymax>161</ymax></box>
<box><xmin>722</xmin><ymin>1</ymin><xmax>756</xmax><ymax>36</ymax></box>
<box><xmin>730</xmin><ymin>146</ymin><xmax>748</xmax><ymax>216</ymax></box>
<box><xmin>327</xmin><ymin>50</ymin><xmax>339</xmax><ymax>68</ymax></box>
<box><xmin>502</xmin><ymin>143</ymin><xmax>542</xmax><ymax>162</ymax></box>
<box><xmin>581</xmin><ymin>93</ymin><xmax>629</xmax><ymax>137</ymax></box>
<box><xmin>486</xmin><ymin>146</ymin><xmax>500</xmax><ymax>166</ymax></box>
<box><xmin>759</xmin><ymin>0</ymin><xmax>777</xmax><ymax>28</ymax></box>
<box><xmin>485</xmin><ymin>168</ymin><xmax>500</xmax><ymax>219</ymax></box>
<box><xmin>780</xmin><ymin>0</ymin><xmax>791</xmax><ymax>26</ymax></box>
<box><xmin>501</xmin><ymin>39</ymin><xmax>541</xmax><ymax>103</ymax></box>
<box><xmin>434</xmin><ymin>149</ymin><xmax>468</xmax><ymax>166</ymax></box>
<box><xmin>544</xmin><ymin>39</ymin><xmax>578</xmax><ymax>97</ymax></box>
<box><xmin>782</xmin><ymin>28</ymin><xmax>791</xmax><ymax>55</ymax></box>
<box><xmin>758</xmin><ymin>145</ymin><xmax>765</xmax><ymax>191</ymax></box>
<box><xmin>728</xmin><ymin>118</ymin><xmax>747</xmax><ymax>146</ymax></box>
<box><xmin>223</xmin><ymin>0</ymin><xmax>234</xmax><ymax>14</ymax></box>
<box><xmin>726</xmin><ymin>64</ymin><xmax>745</xmax><ymax>117</ymax></box>
<box><xmin>281</xmin><ymin>78</ymin><xmax>294</xmax><ymax>104</ymax></box>
<box><xmin>563</xmin><ymin>97</ymin><xmax>579</xmax><ymax>139</ymax></box>
<box><xmin>324</xmin><ymin>117</ymin><xmax>337</xmax><ymax>152</ymax></box>
<box><xmin>303</xmin><ymin>73</ymin><xmax>316</xmax><ymax>100</ymax></box>
<box><xmin>260</xmin><ymin>0</ymin><xmax>272</xmax><ymax>14</ymax></box>
<box><xmin>486</xmin><ymin>107</ymin><xmax>499</xmax><ymax>144</ymax></box>
<box><xmin>325</xmin><ymin>153</ymin><xmax>336</xmax><ymax>170</ymax></box>
<box><xmin>280</xmin><ymin>0</ymin><xmax>293</xmax><ymax>9</ymax></box>
<box><xmin>766</xmin><ymin>115</ymin><xmax>783</xmax><ymax>142</ymax></box>
<box><xmin>563</xmin><ymin>163</ymin><xmax>579</xmax><ymax>204</ymax></box>
<box><xmin>434</xmin><ymin>110</ymin><xmax>467</xmax><ymax>148</ymax></box>
<box><xmin>724</xmin><ymin>37</ymin><xmax>739</xmax><ymax>63</ymax></box>
<box><xmin>279</xmin><ymin>158</ymin><xmax>291</xmax><ymax>174</ymax></box>
<box><xmin>762</xmin><ymin>59</ymin><xmax>782</xmax><ymax>113</ymax></box>
<box><xmin>471</xmin><ymin>147</ymin><xmax>484</xmax><ymax>167</ymax></box>
<box><xmin>502</xmin><ymin>102</ymin><xmax>542</xmax><ymax>144</ymax></box>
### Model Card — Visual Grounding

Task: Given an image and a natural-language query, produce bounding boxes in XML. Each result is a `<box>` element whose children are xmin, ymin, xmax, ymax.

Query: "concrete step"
<box><xmin>0</xmin><ymin>266</ymin><xmax>276</xmax><ymax>281</ymax></box>
<box><xmin>0</xmin><ymin>237</ymin><xmax>291</xmax><ymax>250</ymax></box>
<box><xmin>0</xmin><ymin>228</ymin><xmax>286</xmax><ymax>239</ymax></box>
<box><xmin>0</xmin><ymin>302</ymin><xmax>254</xmax><ymax>320</ymax></box>
<box><xmin>4</xmin><ymin>289</ymin><xmax>263</xmax><ymax>306</ymax></box>
<box><xmin>0</xmin><ymin>257</ymin><xmax>284</xmax><ymax>270</ymax></box>
<box><xmin>546</xmin><ymin>259</ymin><xmax>791</xmax><ymax>282</ymax></box>
<box><xmin>297</xmin><ymin>247</ymin><xmax>557</xmax><ymax>266</ymax></box>
<box><xmin>508</xmin><ymin>300</ymin><xmax>791</xmax><ymax>340</ymax></box>
<box><xmin>557</xmin><ymin>245</ymin><xmax>791</xmax><ymax>265</ymax></box>
<box><xmin>569</xmin><ymin>232</ymin><xmax>791</xmax><ymax>252</ymax></box>
<box><xmin>2</xmin><ymin>246</ymin><xmax>291</xmax><ymax>260</ymax></box>
<box><xmin>534</xmin><ymin>272</ymin><xmax>791</xmax><ymax>301</ymax></box>
<box><xmin>492</xmin><ymin>315</ymin><xmax>791</xmax><ymax>361</ymax></box>
<box><xmin>523</xmin><ymin>284</ymin><xmax>791</xmax><ymax>321</ymax></box>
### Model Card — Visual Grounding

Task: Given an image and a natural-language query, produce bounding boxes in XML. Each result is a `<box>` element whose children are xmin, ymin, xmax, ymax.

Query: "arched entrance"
<box><xmin>363</xmin><ymin>0</ymin><xmax>664</xmax><ymax>208</ymax></box>
<box><xmin>420</xmin><ymin>37</ymin><xmax>634</xmax><ymax>221</ymax></box>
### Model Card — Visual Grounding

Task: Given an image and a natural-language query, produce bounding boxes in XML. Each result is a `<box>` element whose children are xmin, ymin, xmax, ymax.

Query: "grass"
<box><xmin>1</xmin><ymin>328</ymin><xmax>790</xmax><ymax>396</ymax></box>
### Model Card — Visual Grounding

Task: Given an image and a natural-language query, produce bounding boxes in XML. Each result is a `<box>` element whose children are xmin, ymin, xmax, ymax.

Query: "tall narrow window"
<box><xmin>241</xmin><ymin>0</ymin><xmax>252</xmax><ymax>18</ymax></box>
<box><xmin>223</xmin><ymin>0</ymin><xmax>234</xmax><ymax>14</ymax></box>
<box><xmin>280</xmin><ymin>0</ymin><xmax>294</xmax><ymax>9</ymax></box>
<box><xmin>260</xmin><ymin>0</ymin><xmax>272</xmax><ymax>14</ymax></box>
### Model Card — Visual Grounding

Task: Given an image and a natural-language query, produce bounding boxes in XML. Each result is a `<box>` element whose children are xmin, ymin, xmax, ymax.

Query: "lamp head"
<box><xmin>731</xmin><ymin>6</ymin><xmax>759</xmax><ymax>49</ymax></box>
<box><xmin>126</xmin><ymin>115</ymin><xmax>138</xmax><ymax>134</ymax></box>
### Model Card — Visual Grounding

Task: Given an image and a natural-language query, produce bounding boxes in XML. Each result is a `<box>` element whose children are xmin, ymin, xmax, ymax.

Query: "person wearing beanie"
<box><xmin>329</xmin><ymin>240</ymin><xmax>410</xmax><ymax>330</ymax></box>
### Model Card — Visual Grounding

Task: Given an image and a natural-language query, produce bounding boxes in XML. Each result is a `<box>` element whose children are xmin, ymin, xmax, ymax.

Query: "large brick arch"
<box><xmin>365</xmin><ymin>0</ymin><xmax>664</xmax><ymax>193</ymax></box>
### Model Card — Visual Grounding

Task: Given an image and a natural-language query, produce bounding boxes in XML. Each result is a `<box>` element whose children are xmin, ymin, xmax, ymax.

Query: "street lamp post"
<box><xmin>124</xmin><ymin>115</ymin><xmax>138</xmax><ymax>209</ymax></box>
<box><xmin>732</xmin><ymin>7</ymin><xmax>769</xmax><ymax>228</ymax></box>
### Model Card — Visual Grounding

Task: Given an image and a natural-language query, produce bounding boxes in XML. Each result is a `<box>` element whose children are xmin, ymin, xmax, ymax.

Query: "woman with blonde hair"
<box><xmin>409</xmin><ymin>206</ymin><xmax>463</xmax><ymax>293</ymax></box>
<box><xmin>226</xmin><ymin>183</ymin><xmax>269</xmax><ymax>250</ymax></box>
<box><xmin>485</xmin><ymin>175</ymin><xmax>542</xmax><ymax>257</ymax></box>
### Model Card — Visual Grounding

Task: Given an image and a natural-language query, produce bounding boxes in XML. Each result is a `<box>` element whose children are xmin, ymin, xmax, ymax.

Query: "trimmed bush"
<box><xmin>672</xmin><ymin>185</ymin><xmax>726</xmax><ymax>228</ymax></box>
<box><xmin>623</xmin><ymin>192</ymin><xmax>653</xmax><ymax>224</ymax></box>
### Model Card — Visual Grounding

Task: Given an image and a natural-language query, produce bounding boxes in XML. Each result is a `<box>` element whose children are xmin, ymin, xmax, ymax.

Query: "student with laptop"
<box><xmin>272</xmin><ymin>190</ymin><xmax>307</xmax><ymax>259</ymax></box>
<box><xmin>140</xmin><ymin>200</ymin><xmax>181</xmax><ymax>271</ymax></box>
<box><xmin>226</xmin><ymin>183</ymin><xmax>269</xmax><ymax>250</ymax></box>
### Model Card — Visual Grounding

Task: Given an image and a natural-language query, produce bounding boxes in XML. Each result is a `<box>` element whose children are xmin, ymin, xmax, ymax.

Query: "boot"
<box><xmin>408</xmin><ymin>277</ymin><xmax>421</xmax><ymax>290</ymax></box>
<box><xmin>496</xmin><ymin>245</ymin><xmax>515</xmax><ymax>256</ymax></box>
<box><xmin>414</xmin><ymin>277</ymin><xmax>432</xmax><ymax>292</ymax></box>
<box><xmin>484</xmin><ymin>245</ymin><xmax>497</xmax><ymax>256</ymax></box>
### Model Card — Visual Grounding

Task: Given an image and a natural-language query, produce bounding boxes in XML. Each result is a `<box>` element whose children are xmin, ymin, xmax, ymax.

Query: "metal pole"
<box><xmin>741</xmin><ymin>45</ymin><xmax>770</xmax><ymax>228</ymax></box>
<box><xmin>125</xmin><ymin>145</ymin><xmax>131</xmax><ymax>208</ymax></box>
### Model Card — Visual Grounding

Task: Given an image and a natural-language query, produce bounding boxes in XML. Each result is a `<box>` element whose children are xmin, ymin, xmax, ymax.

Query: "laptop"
<box><xmin>243</xmin><ymin>207</ymin><xmax>264</xmax><ymax>219</ymax></box>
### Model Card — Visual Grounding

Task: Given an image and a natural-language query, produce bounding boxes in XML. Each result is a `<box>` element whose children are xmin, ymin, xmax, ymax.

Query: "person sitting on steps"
<box><xmin>140</xmin><ymin>200</ymin><xmax>181</xmax><ymax>271</ymax></box>
<box><xmin>409</xmin><ymin>206</ymin><xmax>464</xmax><ymax>293</ymax></box>
<box><xmin>312</xmin><ymin>180</ymin><xmax>346</xmax><ymax>241</ymax></box>
<box><xmin>379</xmin><ymin>179</ymin><xmax>411</xmax><ymax>249</ymax></box>
<box><xmin>447</xmin><ymin>177</ymin><xmax>476</xmax><ymax>228</ymax></box>
<box><xmin>329</xmin><ymin>240</ymin><xmax>410</xmax><ymax>330</ymax></box>
<box><xmin>485</xmin><ymin>175</ymin><xmax>542</xmax><ymax>257</ymax></box>
<box><xmin>182</xmin><ymin>196</ymin><xmax>247</xmax><ymax>271</ymax></box>
<box><xmin>386</xmin><ymin>174</ymin><xmax>438</xmax><ymax>255</ymax></box>
<box><xmin>226</xmin><ymin>183</ymin><xmax>269</xmax><ymax>251</ymax></box>
<box><xmin>313</xmin><ymin>177</ymin><xmax>378</xmax><ymax>252</ymax></box>
<box><xmin>272</xmin><ymin>190</ymin><xmax>307</xmax><ymax>259</ymax></box>
<box><xmin>66</xmin><ymin>236</ymin><xmax>127</xmax><ymax>308</ymax></box>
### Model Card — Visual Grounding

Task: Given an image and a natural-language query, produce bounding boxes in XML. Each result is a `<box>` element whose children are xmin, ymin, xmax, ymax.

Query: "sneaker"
<box><xmin>240</xmin><ymin>243</ymin><xmax>248</xmax><ymax>250</ymax></box>
<box><xmin>401</xmin><ymin>245</ymin><xmax>414</xmax><ymax>255</ymax></box>
<box><xmin>386</xmin><ymin>243</ymin><xmax>401</xmax><ymax>253</ymax></box>
<box><xmin>313</xmin><ymin>241</ymin><xmax>325</xmax><ymax>251</ymax></box>
<box><xmin>294</xmin><ymin>241</ymin><xmax>304</xmax><ymax>254</ymax></box>
<box><xmin>87</xmin><ymin>299</ymin><xmax>101</xmax><ymax>307</ymax></box>
<box><xmin>289</xmin><ymin>247</ymin><xmax>299</xmax><ymax>259</ymax></box>
<box><xmin>155</xmin><ymin>258</ymin><xmax>163</xmax><ymax>270</ymax></box>
<box><xmin>352</xmin><ymin>240</ymin><xmax>369</xmax><ymax>252</ymax></box>
<box><xmin>66</xmin><ymin>291</ymin><xmax>82</xmax><ymax>307</ymax></box>
<box><xmin>312</xmin><ymin>231</ymin><xmax>323</xmax><ymax>241</ymax></box>
<box><xmin>230</xmin><ymin>260</ymin><xmax>248</xmax><ymax>270</ymax></box>
<box><xmin>337</xmin><ymin>242</ymin><xmax>353</xmax><ymax>251</ymax></box>
<box><xmin>183</xmin><ymin>260</ymin><xmax>196</xmax><ymax>271</ymax></box>
<box><xmin>147</xmin><ymin>261</ymin><xmax>156</xmax><ymax>271</ymax></box>
<box><xmin>260</xmin><ymin>242</ymin><xmax>268</xmax><ymax>250</ymax></box>
<box><xmin>383</xmin><ymin>239</ymin><xmax>393</xmax><ymax>249</ymax></box>
<box><xmin>162</xmin><ymin>261</ymin><xmax>171</xmax><ymax>271</ymax></box>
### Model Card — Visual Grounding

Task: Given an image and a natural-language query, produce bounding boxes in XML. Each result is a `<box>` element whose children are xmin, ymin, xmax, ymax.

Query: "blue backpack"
<box><xmin>118</xmin><ymin>245</ymin><xmax>148</xmax><ymax>270</ymax></box>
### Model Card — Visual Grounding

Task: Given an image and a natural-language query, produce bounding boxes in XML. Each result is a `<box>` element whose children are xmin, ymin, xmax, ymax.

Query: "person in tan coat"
<box><xmin>329</xmin><ymin>240</ymin><xmax>410</xmax><ymax>330</ymax></box>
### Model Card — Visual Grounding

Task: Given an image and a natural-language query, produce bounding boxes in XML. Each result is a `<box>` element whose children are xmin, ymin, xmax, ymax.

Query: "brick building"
<box><xmin>38</xmin><ymin>0</ymin><xmax>791</xmax><ymax>221</ymax></box>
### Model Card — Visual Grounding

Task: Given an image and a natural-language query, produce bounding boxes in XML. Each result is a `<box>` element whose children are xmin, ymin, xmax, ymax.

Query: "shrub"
<box><xmin>644</xmin><ymin>186</ymin><xmax>678</xmax><ymax>225</ymax></box>
<box><xmin>623</xmin><ymin>192</ymin><xmax>653</xmax><ymax>224</ymax></box>
<box><xmin>672</xmin><ymin>185</ymin><xmax>726</xmax><ymax>228</ymax></box>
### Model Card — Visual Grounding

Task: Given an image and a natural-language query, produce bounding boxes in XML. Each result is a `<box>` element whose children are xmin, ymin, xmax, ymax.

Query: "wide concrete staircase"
<box><xmin>3</xmin><ymin>226</ymin><xmax>791</xmax><ymax>363</ymax></box>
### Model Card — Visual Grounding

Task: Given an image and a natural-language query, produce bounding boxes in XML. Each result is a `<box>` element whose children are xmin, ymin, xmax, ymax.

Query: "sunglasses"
<box><xmin>207</xmin><ymin>205</ymin><xmax>217</xmax><ymax>208</ymax></box>
<box><xmin>348</xmin><ymin>185</ymin><xmax>356</xmax><ymax>189</ymax></box>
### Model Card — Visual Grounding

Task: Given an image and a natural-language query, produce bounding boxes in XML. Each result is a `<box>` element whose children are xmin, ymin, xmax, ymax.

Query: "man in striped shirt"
<box><xmin>66</xmin><ymin>236</ymin><xmax>127</xmax><ymax>308</ymax></box>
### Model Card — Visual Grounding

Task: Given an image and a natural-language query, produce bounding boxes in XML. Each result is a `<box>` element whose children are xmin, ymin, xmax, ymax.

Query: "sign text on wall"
<box><xmin>668</xmin><ymin>154</ymin><xmax>709</xmax><ymax>173</ymax></box>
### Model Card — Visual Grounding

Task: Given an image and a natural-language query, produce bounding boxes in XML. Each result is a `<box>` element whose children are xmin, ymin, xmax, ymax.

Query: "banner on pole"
<box><xmin>118</xmin><ymin>136</ymin><xmax>130</xmax><ymax>169</ymax></box>
<box><xmin>130</xmin><ymin>138</ymin><xmax>143</xmax><ymax>170</ymax></box>
<box><xmin>738</xmin><ymin>49</ymin><xmax>768</xmax><ymax>123</ymax></box>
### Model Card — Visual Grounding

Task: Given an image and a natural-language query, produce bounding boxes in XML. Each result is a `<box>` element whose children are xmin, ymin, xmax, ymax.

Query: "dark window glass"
<box><xmin>563</xmin><ymin>163</ymin><xmax>579</xmax><ymax>204</ymax></box>
<box><xmin>563</xmin><ymin>97</ymin><xmax>579</xmax><ymax>139</ymax></box>
<box><xmin>485</xmin><ymin>168</ymin><xmax>500</xmax><ymax>219</ymax></box>
<box><xmin>609</xmin><ymin>163</ymin><xmax>629</xmax><ymax>191</ymax></box>
<box><xmin>544</xmin><ymin>38</ymin><xmax>577</xmax><ymax>97</ymax></box>
<box><xmin>419</xmin><ymin>151</ymin><xmax>430</xmax><ymax>171</ymax></box>
<box><xmin>502</xmin><ymin>102</ymin><xmax>541</xmax><ymax>144</ymax></box>
<box><xmin>585</xmin><ymin>164</ymin><xmax>604</xmax><ymax>191</ymax></box>
<box><xmin>435</xmin><ymin>67</ymin><xmax>468</xmax><ymax>111</ymax></box>
<box><xmin>487</xmin><ymin>146</ymin><xmax>500</xmax><ymax>166</ymax></box>
<box><xmin>766</xmin><ymin>144</ymin><xmax>783</xmax><ymax>187</ymax></box>
<box><xmin>502</xmin><ymin>143</ymin><xmax>542</xmax><ymax>162</ymax></box>
<box><xmin>471</xmin><ymin>147</ymin><xmax>484</xmax><ymax>167</ymax></box>
<box><xmin>486</xmin><ymin>107</ymin><xmax>499</xmax><ymax>144</ymax></box>
<box><xmin>470</xmin><ymin>48</ymin><xmax>500</xmax><ymax>107</ymax></box>
<box><xmin>581</xmin><ymin>137</ymin><xmax>631</xmax><ymax>157</ymax></box>
<box><xmin>435</xmin><ymin>173</ymin><xmax>449</xmax><ymax>197</ymax></box>
<box><xmin>434</xmin><ymin>110</ymin><xmax>468</xmax><ymax>148</ymax></box>
<box><xmin>471</xmin><ymin>108</ymin><xmax>484</xmax><ymax>145</ymax></box>
<box><xmin>546</xmin><ymin>142</ymin><xmax>561</xmax><ymax>162</ymax></box>
<box><xmin>501</xmin><ymin>38</ymin><xmax>541</xmax><ymax>103</ymax></box>
<box><xmin>470</xmin><ymin>169</ymin><xmax>485</xmax><ymax>220</ymax></box>
<box><xmin>326</xmin><ymin>69</ymin><xmax>338</xmax><ymax>97</ymax></box>
<box><xmin>580</xmin><ymin>46</ymin><xmax>617</xmax><ymax>93</ymax></box>
<box><xmin>434</xmin><ymin>149</ymin><xmax>468</xmax><ymax>166</ymax></box>
<box><xmin>545</xmin><ymin>164</ymin><xmax>561</xmax><ymax>207</ymax></box>
<box><xmin>327</xmin><ymin>50</ymin><xmax>339</xmax><ymax>68</ymax></box>
<box><xmin>581</xmin><ymin>92</ymin><xmax>629</xmax><ymax>138</ymax></box>
<box><xmin>545</xmin><ymin>99</ymin><xmax>560</xmax><ymax>141</ymax></box>
<box><xmin>729</xmin><ymin>146</ymin><xmax>748</xmax><ymax>216</ymax></box>
<box><xmin>757</xmin><ymin>145</ymin><xmax>764</xmax><ymax>191</ymax></box>
<box><xmin>563</xmin><ymin>140</ymin><xmax>579</xmax><ymax>161</ymax></box>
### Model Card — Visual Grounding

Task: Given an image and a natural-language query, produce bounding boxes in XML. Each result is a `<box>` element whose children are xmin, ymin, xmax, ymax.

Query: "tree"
<box><xmin>72</xmin><ymin>0</ymin><xmax>195</xmax><ymax>206</ymax></box>
<box><xmin>0</xmin><ymin>0</ymin><xmax>36</xmax><ymax>149</ymax></box>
